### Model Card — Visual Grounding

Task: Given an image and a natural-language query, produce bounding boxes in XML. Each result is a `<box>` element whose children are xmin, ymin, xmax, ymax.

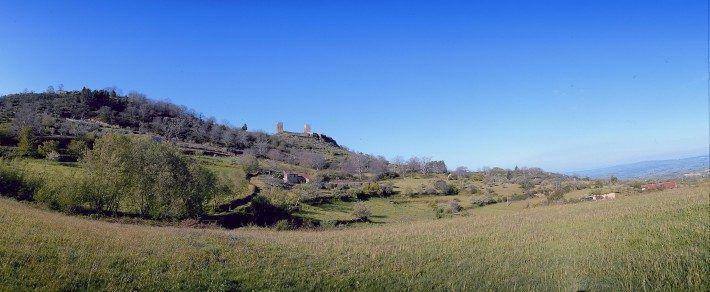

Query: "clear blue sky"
<box><xmin>1</xmin><ymin>0</ymin><xmax>707</xmax><ymax>171</ymax></box>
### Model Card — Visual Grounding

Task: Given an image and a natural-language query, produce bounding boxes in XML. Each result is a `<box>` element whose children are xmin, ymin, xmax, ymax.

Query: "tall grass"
<box><xmin>0</xmin><ymin>184</ymin><xmax>707</xmax><ymax>290</ymax></box>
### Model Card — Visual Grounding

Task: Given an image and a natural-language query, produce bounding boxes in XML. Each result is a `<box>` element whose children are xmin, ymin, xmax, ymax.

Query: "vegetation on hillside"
<box><xmin>0</xmin><ymin>88</ymin><xmax>688</xmax><ymax>229</ymax></box>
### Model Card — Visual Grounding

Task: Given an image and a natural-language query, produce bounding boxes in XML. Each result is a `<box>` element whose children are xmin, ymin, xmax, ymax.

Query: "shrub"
<box><xmin>274</xmin><ymin>219</ymin><xmax>292</xmax><ymax>231</ymax></box>
<box><xmin>510</xmin><ymin>193</ymin><xmax>528</xmax><ymax>201</ymax></box>
<box><xmin>67</xmin><ymin>140</ymin><xmax>89</xmax><ymax>158</ymax></box>
<box><xmin>434</xmin><ymin>180</ymin><xmax>458</xmax><ymax>195</ymax></box>
<box><xmin>34</xmin><ymin>174</ymin><xmax>93</xmax><ymax>213</ymax></box>
<box><xmin>37</xmin><ymin>140</ymin><xmax>59</xmax><ymax>158</ymax></box>
<box><xmin>351</xmin><ymin>202</ymin><xmax>372</xmax><ymax>220</ymax></box>
<box><xmin>0</xmin><ymin>162</ymin><xmax>40</xmax><ymax>200</ymax></box>
<box><xmin>380</xmin><ymin>183</ymin><xmax>395</xmax><ymax>196</ymax></box>
<box><xmin>546</xmin><ymin>191</ymin><xmax>564</xmax><ymax>202</ymax></box>
<box><xmin>471</xmin><ymin>196</ymin><xmax>497</xmax><ymax>207</ymax></box>
<box><xmin>239</xmin><ymin>154</ymin><xmax>260</xmax><ymax>177</ymax></box>
<box><xmin>375</xmin><ymin>171</ymin><xmax>399</xmax><ymax>181</ymax></box>
<box><xmin>0</xmin><ymin>123</ymin><xmax>11</xmax><ymax>145</ymax></box>
<box><xmin>435</xmin><ymin>203</ymin><xmax>453</xmax><ymax>218</ymax></box>
<box><xmin>15</xmin><ymin>127</ymin><xmax>35</xmax><ymax>157</ymax></box>
<box><xmin>465</xmin><ymin>184</ymin><xmax>479</xmax><ymax>194</ymax></box>
<box><xmin>448</xmin><ymin>200</ymin><xmax>461</xmax><ymax>213</ymax></box>
<box><xmin>482</xmin><ymin>188</ymin><xmax>497</xmax><ymax>197</ymax></box>
<box><xmin>361</xmin><ymin>182</ymin><xmax>382</xmax><ymax>196</ymax></box>
<box><xmin>83</xmin><ymin>134</ymin><xmax>218</xmax><ymax>219</ymax></box>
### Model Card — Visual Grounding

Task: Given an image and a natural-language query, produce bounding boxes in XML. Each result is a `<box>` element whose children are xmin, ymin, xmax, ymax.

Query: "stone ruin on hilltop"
<box><xmin>274</xmin><ymin>122</ymin><xmax>339</xmax><ymax>147</ymax></box>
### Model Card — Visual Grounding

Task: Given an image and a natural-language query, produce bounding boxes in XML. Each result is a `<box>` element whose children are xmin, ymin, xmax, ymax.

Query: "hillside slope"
<box><xmin>0</xmin><ymin>89</ymin><xmax>360</xmax><ymax>170</ymax></box>
<box><xmin>1</xmin><ymin>184</ymin><xmax>707</xmax><ymax>290</ymax></box>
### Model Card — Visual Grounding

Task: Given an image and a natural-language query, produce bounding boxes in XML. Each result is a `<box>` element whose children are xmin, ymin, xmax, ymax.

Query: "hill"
<box><xmin>0</xmin><ymin>183</ymin><xmax>707</xmax><ymax>290</ymax></box>
<box><xmin>569</xmin><ymin>155</ymin><xmax>709</xmax><ymax>180</ymax></box>
<box><xmin>0</xmin><ymin>88</ymin><xmax>352</xmax><ymax>165</ymax></box>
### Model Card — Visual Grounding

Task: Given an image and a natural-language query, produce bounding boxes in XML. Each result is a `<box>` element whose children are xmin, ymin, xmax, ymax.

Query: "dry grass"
<box><xmin>0</xmin><ymin>183</ymin><xmax>708</xmax><ymax>290</ymax></box>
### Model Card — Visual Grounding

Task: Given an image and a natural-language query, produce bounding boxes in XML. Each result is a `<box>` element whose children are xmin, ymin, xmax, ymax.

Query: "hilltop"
<box><xmin>0</xmin><ymin>88</ymin><xmax>354</xmax><ymax>166</ymax></box>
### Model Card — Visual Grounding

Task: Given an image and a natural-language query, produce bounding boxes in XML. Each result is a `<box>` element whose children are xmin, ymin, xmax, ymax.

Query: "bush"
<box><xmin>274</xmin><ymin>219</ymin><xmax>292</xmax><ymax>231</ymax></box>
<box><xmin>380</xmin><ymin>183</ymin><xmax>395</xmax><ymax>196</ymax></box>
<box><xmin>351</xmin><ymin>202</ymin><xmax>372</xmax><ymax>220</ymax></box>
<box><xmin>67</xmin><ymin>140</ymin><xmax>89</xmax><ymax>158</ymax></box>
<box><xmin>359</xmin><ymin>182</ymin><xmax>395</xmax><ymax>198</ymax></box>
<box><xmin>434</xmin><ymin>180</ymin><xmax>458</xmax><ymax>195</ymax></box>
<box><xmin>448</xmin><ymin>200</ymin><xmax>461</xmax><ymax>213</ymax></box>
<box><xmin>83</xmin><ymin>134</ymin><xmax>218</xmax><ymax>219</ymax></box>
<box><xmin>361</xmin><ymin>182</ymin><xmax>382</xmax><ymax>196</ymax></box>
<box><xmin>0</xmin><ymin>123</ymin><xmax>11</xmax><ymax>145</ymax></box>
<box><xmin>471</xmin><ymin>196</ymin><xmax>497</xmax><ymax>207</ymax></box>
<box><xmin>465</xmin><ymin>184</ymin><xmax>479</xmax><ymax>194</ymax></box>
<box><xmin>37</xmin><ymin>140</ymin><xmax>59</xmax><ymax>159</ymax></box>
<box><xmin>482</xmin><ymin>188</ymin><xmax>497</xmax><ymax>197</ymax></box>
<box><xmin>510</xmin><ymin>193</ymin><xmax>528</xmax><ymax>201</ymax></box>
<box><xmin>239</xmin><ymin>154</ymin><xmax>260</xmax><ymax>177</ymax></box>
<box><xmin>34</xmin><ymin>174</ymin><xmax>93</xmax><ymax>213</ymax></box>
<box><xmin>375</xmin><ymin>171</ymin><xmax>399</xmax><ymax>181</ymax></box>
<box><xmin>0</xmin><ymin>162</ymin><xmax>40</xmax><ymax>200</ymax></box>
<box><xmin>15</xmin><ymin>127</ymin><xmax>35</xmax><ymax>157</ymax></box>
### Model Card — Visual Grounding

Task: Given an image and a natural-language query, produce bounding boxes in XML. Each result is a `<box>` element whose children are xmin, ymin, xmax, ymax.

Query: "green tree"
<box><xmin>15</xmin><ymin>127</ymin><xmax>35</xmax><ymax>157</ymax></box>
<box><xmin>610</xmin><ymin>175</ymin><xmax>619</xmax><ymax>184</ymax></box>
<box><xmin>84</xmin><ymin>134</ymin><xmax>218</xmax><ymax>218</ymax></box>
<box><xmin>38</xmin><ymin>140</ymin><xmax>59</xmax><ymax>158</ymax></box>
<box><xmin>67</xmin><ymin>140</ymin><xmax>89</xmax><ymax>158</ymax></box>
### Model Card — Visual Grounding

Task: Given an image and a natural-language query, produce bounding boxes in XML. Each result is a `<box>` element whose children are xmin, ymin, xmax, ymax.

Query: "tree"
<box><xmin>424</xmin><ymin>160</ymin><xmax>447</xmax><ymax>174</ymax></box>
<box><xmin>405</xmin><ymin>157</ymin><xmax>422</xmax><ymax>173</ymax></box>
<box><xmin>368</xmin><ymin>155</ymin><xmax>389</xmax><ymax>175</ymax></box>
<box><xmin>610</xmin><ymin>175</ymin><xmax>619</xmax><ymax>184</ymax></box>
<box><xmin>67</xmin><ymin>140</ymin><xmax>88</xmax><ymax>158</ymax></box>
<box><xmin>298</xmin><ymin>151</ymin><xmax>327</xmax><ymax>170</ymax></box>
<box><xmin>341</xmin><ymin>153</ymin><xmax>367</xmax><ymax>176</ymax></box>
<box><xmin>84</xmin><ymin>134</ymin><xmax>218</xmax><ymax>218</ymax></box>
<box><xmin>37</xmin><ymin>140</ymin><xmax>59</xmax><ymax>158</ymax></box>
<box><xmin>15</xmin><ymin>127</ymin><xmax>34</xmax><ymax>157</ymax></box>
<box><xmin>453</xmin><ymin>166</ymin><xmax>469</xmax><ymax>177</ymax></box>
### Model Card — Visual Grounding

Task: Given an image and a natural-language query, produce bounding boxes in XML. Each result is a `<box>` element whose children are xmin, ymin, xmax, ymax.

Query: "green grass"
<box><xmin>1</xmin><ymin>182</ymin><xmax>707</xmax><ymax>290</ymax></box>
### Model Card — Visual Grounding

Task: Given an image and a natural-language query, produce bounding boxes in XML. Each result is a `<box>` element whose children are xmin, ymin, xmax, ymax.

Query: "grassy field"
<box><xmin>1</xmin><ymin>182</ymin><xmax>707</xmax><ymax>290</ymax></box>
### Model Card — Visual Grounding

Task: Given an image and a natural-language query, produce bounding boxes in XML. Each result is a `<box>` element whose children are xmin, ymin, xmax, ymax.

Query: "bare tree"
<box><xmin>368</xmin><ymin>155</ymin><xmax>389</xmax><ymax>175</ymax></box>
<box><xmin>341</xmin><ymin>153</ymin><xmax>367</xmax><ymax>176</ymax></box>
<box><xmin>453</xmin><ymin>166</ymin><xmax>470</xmax><ymax>177</ymax></box>
<box><xmin>297</xmin><ymin>151</ymin><xmax>327</xmax><ymax>170</ymax></box>
<box><xmin>405</xmin><ymin>156</ymin><xmax>422</xmax><ymax>173</ymax></box>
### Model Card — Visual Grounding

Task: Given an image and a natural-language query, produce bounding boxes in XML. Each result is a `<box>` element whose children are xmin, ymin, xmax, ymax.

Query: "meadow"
<box><xmin>1</xmin><ymin>182</ymin><xmax>707</xmax><ymax>290</ymax></box>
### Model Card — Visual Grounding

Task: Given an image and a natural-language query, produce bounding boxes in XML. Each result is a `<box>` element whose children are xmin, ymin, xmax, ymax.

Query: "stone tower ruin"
<box><xmin>276</xmin><ymin>122</ymin><xmax>284</xmax><ymax>134</ymax></box>
<box><xmin>303</xmin><ymin>123</ymin><xmax>312</xmax><ymax>135</ymax></box>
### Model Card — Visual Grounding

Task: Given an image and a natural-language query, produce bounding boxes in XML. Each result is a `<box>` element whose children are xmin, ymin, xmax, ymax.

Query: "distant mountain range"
<box><xmin>569</xmin><ymin>155</ymin><xmax>709</xmax><ymax>180</ymax></box>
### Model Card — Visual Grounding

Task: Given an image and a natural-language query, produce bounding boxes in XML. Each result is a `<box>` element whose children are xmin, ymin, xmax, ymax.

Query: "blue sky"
<box><xmin>0</xmin><ymin>0</ymin><xmax>707</xmax><ymax>171</ymax></box>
